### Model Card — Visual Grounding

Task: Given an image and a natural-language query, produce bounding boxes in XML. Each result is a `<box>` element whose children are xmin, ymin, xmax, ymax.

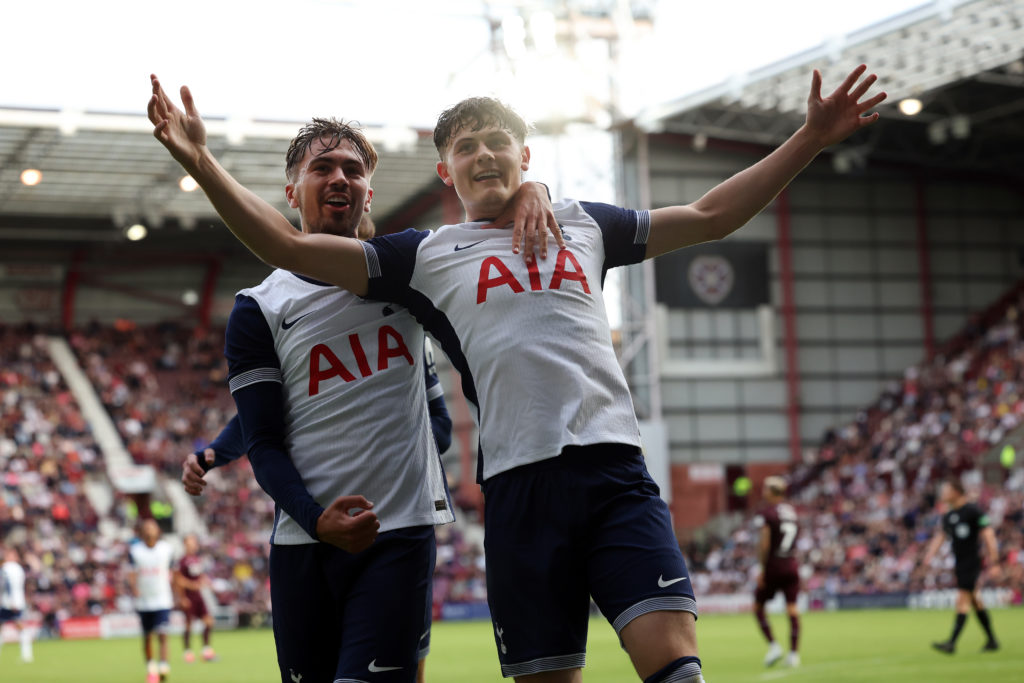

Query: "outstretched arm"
<box><xmin>645</xmin><ymin>65</ymin><xmax>886</xmax><ymax>258</ymax></box>
<box><xmin>147</xmin><ymin>75</ymin><xmax>370</xmax><ymax>294</ymax></box>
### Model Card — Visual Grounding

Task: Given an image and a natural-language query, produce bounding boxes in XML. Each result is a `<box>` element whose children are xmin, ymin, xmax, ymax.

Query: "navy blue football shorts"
<box><xmin>481</xmin><ymin>444</ymin><xmax>697</xmax><ymax>678</ymax></box>
<box><xmin>269</xmin><ymin>525</ymin><xmax>435</xmax><ymax>683</ymax></box>
<box><xmin>137</xmin><ymin>609</ymin><xmax>171</xmax><ymax>634</ymax></box>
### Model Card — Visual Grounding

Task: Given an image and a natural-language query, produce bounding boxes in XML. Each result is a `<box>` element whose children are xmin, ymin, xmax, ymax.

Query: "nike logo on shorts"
<box><xmin>281</xmin><ymin>312</ymin><xmax>312</xmax><ymax>330</ymax></box>
<box><xmin>658</xmin><ymin>575</ymin><xmax>689</xmax><ymax>588</ymax></box>
<box><xmin>368</xmin><ymin>659</ymin><xmax>402</xmax><ymax>673</ymax></box>
<box><xmin>454</xmin><ymin>240</ymin><xmax>485</xmax><ymax>252</ymax></box>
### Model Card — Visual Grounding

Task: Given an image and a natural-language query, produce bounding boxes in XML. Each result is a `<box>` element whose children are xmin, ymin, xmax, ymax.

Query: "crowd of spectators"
<box><xmin>67</xmin><ymin>320</ymin><xmax>274</xmax><ymax>621</ymax></box>
<box><xmin>1</xmin><ymin>322</ymin><xmax>272</xmax><ymax>630</ymax></box>
<box><xmin>1</xmin><ymin>325</ymin><xmax>122</xmax><ymax>633</ymax></box>
<box><xmin>686</xmin><ymin>299</ymin><xmax>1024</xmax><ymax>602</ymax></box>
<box><xmin>6</xmin><ymin>286</ymin><xmax>1024</xmax><ymax>631</ymax></box>
<box><xmin>432</xmin><ymin>522</ymin><xmax>487</xmax><ymax>611</ymax></box>
<box><xmin>4</xmin><ymin>320</ymin><xmax>482</xmax><ymax>628</ymax></box>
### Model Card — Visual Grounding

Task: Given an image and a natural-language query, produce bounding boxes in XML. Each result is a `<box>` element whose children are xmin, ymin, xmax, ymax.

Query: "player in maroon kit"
<box><xmin>752</xmin><ymin>476</ymin><xmax>801</xmax><ymax>668</ymax></box>
<box><xmin>175</xmin><ymin>534</ymin><xmax>217</xmax><ymax>663</ymax></box>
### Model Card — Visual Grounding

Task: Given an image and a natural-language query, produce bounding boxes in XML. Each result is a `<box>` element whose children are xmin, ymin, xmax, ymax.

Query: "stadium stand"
<box><xmin>685</xmin><ymin>287</ymin><xmax>1024</xmax><ymax>604</ymax></box>
<box><xmin>4</xmin><ymin>281</ymin><xmax>1020</xmax><ymax>629</ymax></box>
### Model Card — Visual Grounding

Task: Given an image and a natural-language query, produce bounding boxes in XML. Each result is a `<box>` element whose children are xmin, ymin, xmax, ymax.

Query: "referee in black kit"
<box><xmin>921</xmin><ymin>478</ymin><xmax>1001</xmax><ymax>654</ymax></box>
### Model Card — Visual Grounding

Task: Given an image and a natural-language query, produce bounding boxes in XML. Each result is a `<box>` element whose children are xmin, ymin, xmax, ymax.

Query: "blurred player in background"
<box><xmin>150</xmin><ymin>63</ymin><xmax>883</xmax><ymax>683</ymax></box>
<box><xmin>922</xmin><ymin>478</ymin><xmax>1000</xmax><ymax>654</ymax></box>
<box><xmin>128</xmin><ymin>518</ymin><xmax>175</xmax><ymax>683</ymax></box>
<box><xmin>752</xmin><ymin>476</ymin><xmax>801</xmax><ymax>668</ymax></box>
<box><xmin>0</xmin><ymin>547</ymin><xmax>33</xmax><ymax>664</ymax></box>
<box><xmin>175</xmin><ymin>533</ymin><xmax>216</xmax><ymax>664</ymax></box>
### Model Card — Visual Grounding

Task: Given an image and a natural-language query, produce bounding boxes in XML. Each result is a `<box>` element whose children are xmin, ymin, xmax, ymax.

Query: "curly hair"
<box><xmin>285</xmin><ymin>117</ymin><xmax>378</xmax><ymax>181</ymax></box>
<box><xmin>432</xmin><ymin>97</ymin><xmax>529</xmax><ymax>158</ymax></box>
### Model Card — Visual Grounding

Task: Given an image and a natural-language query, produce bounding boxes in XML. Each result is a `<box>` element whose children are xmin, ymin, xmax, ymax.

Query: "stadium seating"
<box><xmin>6</xmin><ymin>289</ymin><xmax>1020</xmax><ymax>630</ymax></box>
<box><xmin>686</xmin><ymin>294</ymin><xmax>1024</xmax><ymax>603</ymax></box>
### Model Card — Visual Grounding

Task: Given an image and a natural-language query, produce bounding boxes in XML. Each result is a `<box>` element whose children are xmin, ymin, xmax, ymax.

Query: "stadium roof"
<box><xmin>633</xmin><ymin>0</ymin><xmax>1024</xmax><ymax>178</ymax></box>
<box><xmin>0</xmin><ymin>111</ymin><xmax>444</xmax><ymax>245</ymax></box>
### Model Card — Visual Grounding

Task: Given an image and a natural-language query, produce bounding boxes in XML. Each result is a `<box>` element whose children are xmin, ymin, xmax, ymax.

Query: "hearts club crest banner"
<box><xmin>654</xmin><ymin>241</ymin><xmax>769</xmax><ymax>309</ymax></box>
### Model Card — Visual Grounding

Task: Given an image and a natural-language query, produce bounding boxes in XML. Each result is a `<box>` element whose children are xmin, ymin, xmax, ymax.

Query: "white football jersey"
<box><xmin>363</xmin><ymin>199</ymin><xmax>649</xmax><ymax>480</ymax></box>
<box><xmin>129</xmin><ymin>540</ymin><xmax>175</xmax><ymax>611</ymax></box>
<box><xmin>229</xmin><ymin>270</ymin><xmax>453</xmax><ymax>543</ymax></box>
<box><xmin>0</xmin><ymin>560</ymin><xmax>26</xmax><ymax>611</ymax></box>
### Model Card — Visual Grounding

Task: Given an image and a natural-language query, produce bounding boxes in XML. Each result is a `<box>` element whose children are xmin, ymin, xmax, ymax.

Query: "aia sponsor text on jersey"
<box><xmin>307</xmin><ymin>324</ymin><xmax>414</xmax><ymax>396</ymax></box>
<box><xmin>476</xmin><ymin>249</ymin><xmax>591</xmax><ymax>304</ymax></box>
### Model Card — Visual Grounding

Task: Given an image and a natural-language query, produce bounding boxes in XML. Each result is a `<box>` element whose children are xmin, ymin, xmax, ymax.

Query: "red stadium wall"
<box><xmin>668</xmin><ymin>464</ymin><xmax>723</xmax><ymax>534</ymax></box>
<box><xmin>669</xmin><ymin>462</ymin><xmax>790</xmax><ymax>536</ymax></box>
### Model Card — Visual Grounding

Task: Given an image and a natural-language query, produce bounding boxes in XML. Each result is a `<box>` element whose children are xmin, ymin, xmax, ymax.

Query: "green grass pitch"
<box><xmin>1</xmin><ymin>608</ymin><xmax>1019</xmax><ymax>682</ymax></box>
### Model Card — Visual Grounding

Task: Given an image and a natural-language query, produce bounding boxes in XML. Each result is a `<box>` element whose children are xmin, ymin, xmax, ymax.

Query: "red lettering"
<box><xmin>549</xmin><ymin>250</ymin><xmax>591</xmax><ymax>294</ymax></box>
<box><xmin>477</xmin><ymin>256</ymin><xmax>525</xmax><ymax>304</ymax></box>
<box><xmin>308</xmin><ymin>343</ymin><xmax>356</xmax><ymax>396</ymax></box>
<box><xmin>377</xmin><ymin>325</ymin><xmax>414</xmax><ymax>370</ymax></box>
<box><xmin>526</xmin><ymin>258</ymin><xmax>542</xmax><ymax>291</ymax></box>
<box><xmin>348</xmin><ymin>333</ymin><xmax>372</xmax><ymax>377</ymax></box>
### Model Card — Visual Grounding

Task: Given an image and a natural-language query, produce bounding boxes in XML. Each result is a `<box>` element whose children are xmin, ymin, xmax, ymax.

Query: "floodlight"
<box><xmin>125</xmin><ymin>223</ymin><xmax>148</xmax><ymax>241</ymax></box>
<box><xmin>898</xmin><ymin>98</ymin><xmax>923</xmax><ymax>116</ymax></box>
<box><xmin>20</xmin><ymin>169</ymin><xmax>42</xmax><ymax>186</ymax></box>
<box><xmin>179</xmin><ymin>175</ymin><xmax>199</xmax><ymax>192</ymax></box>
<box><xmin>832</xmin><ymin>151</ymin><xmax>852</xmax><ymax>174</ymax></box>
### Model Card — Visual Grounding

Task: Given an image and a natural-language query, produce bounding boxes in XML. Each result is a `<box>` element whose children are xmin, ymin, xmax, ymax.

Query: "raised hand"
<box><xmin>315</xmin><ymin>495</ymin><xmax>380</xmax><ymax>553</ymax></box>
<box><xmin>181</xmin><ymin>448</ymin><xmax>215</xmax><ymax>496</ymax></box>
<box><xmin>147</xmin><ymin>74</ymin><xmax>208</xmax><ymax>171</ymax></box>
<box><xmin>805</xmin><ymin>64</ymin><xmax>887</xmax><ymax>148</ymax></box>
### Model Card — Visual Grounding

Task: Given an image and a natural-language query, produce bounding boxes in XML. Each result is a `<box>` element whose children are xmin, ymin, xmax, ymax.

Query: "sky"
<box><xmin>1</xmin><ymin>0</ymin><xmax>930</xmax><ymax>329</ymax></box>
<box><xmin>0</xmin><ymin>0</ymin><xmax>929</xmax><ymax>128</ymax></box>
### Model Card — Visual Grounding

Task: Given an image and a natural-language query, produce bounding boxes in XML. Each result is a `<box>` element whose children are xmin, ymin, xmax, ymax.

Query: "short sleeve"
<box><xmin>363</xmin><ymin>228</ymin><xmax>431</xmax><ymax>304</ymax></box>
<box><xmin>580</xmin><ymin>201</ymin><xmax>650</xmax><ymax>269</ymax></box>
<box><xmin>225</xmin><ymin>294</ymin><xmax>282</xmax><ymax>394</ymax></box>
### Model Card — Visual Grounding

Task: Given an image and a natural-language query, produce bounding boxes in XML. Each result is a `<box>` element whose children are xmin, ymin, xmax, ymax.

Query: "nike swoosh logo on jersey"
<box><xmin>281</xmin><ymin>312</ymin><xmax>312</xmax><ymax>330</ymax></box>
<box><xmin>368</xmin><ymin>659</ymin><xmax>402</xmax><ymax>673</ymax></box>
<box><xmin>454</xmin><ymin>240</ymin><xmax>485</xmax><ymax>251</ymax></box>
<box><xmin>658</xmin><ymin>575</ymin><xmax>689</xmax><ymax>588</ymax></box>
